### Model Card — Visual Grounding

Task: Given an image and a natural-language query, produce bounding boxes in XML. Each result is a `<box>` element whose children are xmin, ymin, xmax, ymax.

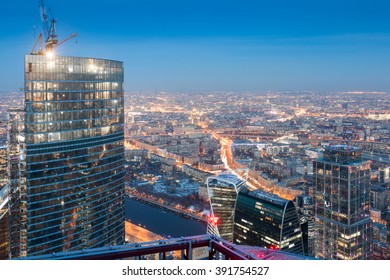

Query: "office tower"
<box><xmin>8</xmin><ymin>54</ymin><xmax>125</xmax><ymax>258</ymax></box>
<box><xmin>206</xmin><ymin>172</ymin><xmax>246</xmax><ymax>242</ymax></box>
<box><xmin>313</xmin><ymin>145</ymin><xmax>372</xmax><ymax>260</ymax></box>
<box><xmin>234</xmin><ymin>189</ymin><xmax>304</xmax><ymax>255</ymax></box>
<box><xmin>370</xmin><ymin>185</ymin><xmax>387</xmax><ymax>213</ymax></box>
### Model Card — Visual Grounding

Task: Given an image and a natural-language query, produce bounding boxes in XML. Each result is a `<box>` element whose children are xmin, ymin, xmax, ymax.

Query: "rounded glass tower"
<box><xmin>16</xmin><ymin>54</ymin><xmax>125</xmax><ymax>257</ymax></box>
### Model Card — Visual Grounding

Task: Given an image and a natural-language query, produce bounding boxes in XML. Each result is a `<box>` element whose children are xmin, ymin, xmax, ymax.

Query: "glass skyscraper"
<box><xmin>9</xmin><ymin>54</ymin><xmax>125</xmax><ymax>257</ymax></box>
<box><xmin>234</xmin><ymin>189</ymin><xmax>304</xmax><ymax>255</ymax></box>
<box><xmin>313</xmin><ymin>145</ymin><xmax>372</xmax><ymax>260</ymax></box>
<box><xmin>206</xmin><ymin>173</ymin><xmax>246</xmax><ymax>242</ymax></box>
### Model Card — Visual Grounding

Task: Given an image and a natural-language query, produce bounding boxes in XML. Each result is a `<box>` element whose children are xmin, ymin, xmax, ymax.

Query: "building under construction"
<box><xmin>6</xmin><ymin>0</ymin><xmax>125</xmax><ymax>258</ymax></box>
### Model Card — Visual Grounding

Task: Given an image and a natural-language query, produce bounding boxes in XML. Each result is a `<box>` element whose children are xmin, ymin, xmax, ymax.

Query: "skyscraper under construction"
<box><xmin>7</xmin><ymin>1</ymin><xmax>125</xmax><ymax>258</ymax></box>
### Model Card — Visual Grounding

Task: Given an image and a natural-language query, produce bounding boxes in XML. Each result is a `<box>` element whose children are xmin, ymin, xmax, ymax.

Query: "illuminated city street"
<box><xmin>125</xmin><ymin>221</ymin><xmax>164</xmax><ymax>243</ymax></box>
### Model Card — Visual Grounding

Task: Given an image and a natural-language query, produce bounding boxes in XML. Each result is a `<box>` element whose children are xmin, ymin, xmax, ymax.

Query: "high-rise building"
<box><xmin>234</xmin><ymin>189</ymin><xmax>304</xmax><ymax>255</ymax></box>
<box><xmin>206</xmin><ymin>172</ymin><xmax>246</xmax><ymax>242</ymax></box>
<box><xmin>295</xmin><ymin>194</ymin><xmax>315</xmax><ymax>256</ymax></box>
<box><xmin>313</xmin><ymin>145</ymin><xmax>372</xmax><ymax>260</ymax></box>
<box><xmin>8</xmin><ymin>54</ymin><xmax>125</xmax><ymax>258</ymax></box>
<box><xmin>370</xmin><ymin>185</ymin><xmax>387</xmax><ymax>213</ymax></box>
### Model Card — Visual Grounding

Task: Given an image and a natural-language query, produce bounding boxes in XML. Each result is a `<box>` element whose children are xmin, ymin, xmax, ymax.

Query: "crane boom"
<box><xmin>54</xmin><ymin>33</ymin><xmax>78</xmax><ymax>49</ymax></box>
<box><xmin>30</xmin><ymin>33</ymin><xmax>43</xmax><ymax>54</ymax></box>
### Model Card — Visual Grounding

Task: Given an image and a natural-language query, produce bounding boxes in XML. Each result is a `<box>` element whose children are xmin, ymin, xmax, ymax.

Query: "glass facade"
<box><xmin>0</xmin><ymin>209</ymin><xmax>8</xmax><ymax>259</ymax></box>
<box><xmin>7</xmin><ymin>110</ymin><xmax>27</xmax><ymax>258</ymax></box>
<box><xmin>234</xmin><ymin>190</ymin><xmax>304</xmax><ymax>255</ymax></box>
<box><xmin>10</xmin><ymin>54</ymin><xmax>125</xmax><ymax>257</ymax></box>
<box><xmin>313</xmin><ymin>145</ymin><xmax>372</xmax><ymax>260</ymax></box>
<box><xmin>295</xmin><ymin>194</ymin><xmax>315</xmax><ymax>256</ymax></box>
<box><xmin>206</xmin><ymin>174</ymin><xmax>245</xmax><ymax>242</ymax></box>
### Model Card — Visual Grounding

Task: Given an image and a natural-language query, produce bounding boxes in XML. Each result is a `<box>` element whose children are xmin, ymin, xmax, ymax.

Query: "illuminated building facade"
<box><xmin>9</xmin><ymin>54</ymin><xmax>125</xmax><ymax>258</ymax></box>
<box><xmin>295</xmin><ymin>194</ymin><xmax>315</xmax><ymax>256</ymax></box>
<box><xmin>206</xmin><ymin>172</ymin><xmax>246</xmax><ymax>242</ymax></box>
<box><xmin>7</xmin><ymin>109</ymin><xmax>26</xmax><ymax>258</ymax></box>
<box><xmin>0</xmin><ymin>210</ymin><xmax>8</xmax><ymax>260</ymax></box>
<box><xmin>234</xmin><ymin>189</ymin><xmax>304</xmax><ymax>255</ymax></box>
<box><xmin>313</xmin><ymin>145</ymin><xmax>372</xmax><ymax>260</ymax></box>
<box><xmin>0</xmin><ymin>185</ymin><xmax>8</xmax><ymax>259</ymax></box>
<box><xmin>0</xmin><ymin>146</ymin><xmax>9</xmax><ymax>259</ymax></box>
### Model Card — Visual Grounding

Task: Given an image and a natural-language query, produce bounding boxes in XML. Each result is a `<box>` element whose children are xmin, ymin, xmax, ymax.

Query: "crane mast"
<box><xmin>31</xmin><ymin>0</ymin><xmax>76</xmax><ymax>54</ymax></box>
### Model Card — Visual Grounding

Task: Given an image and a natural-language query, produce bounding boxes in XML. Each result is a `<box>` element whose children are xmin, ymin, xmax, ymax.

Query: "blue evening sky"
<box><xmin>1</xmin><ymin>0</ymin><xmax>390</xmax><ymax>92</ymax></box>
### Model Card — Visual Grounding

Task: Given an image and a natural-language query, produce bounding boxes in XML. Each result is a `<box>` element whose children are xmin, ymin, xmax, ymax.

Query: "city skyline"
<box><xmin>1</xmin><ymin>87</ymin><xmax>390</xmax><ymax>260</ymax></box>
<box><xmin>1</xmin><ymin>0</ymin><xmax>390</xmax><ymax>92</ymax></box>
<box><xmin>0</xmin><ymin>0</ymin><xmax>390</xmax><ymax>264</ymax></box>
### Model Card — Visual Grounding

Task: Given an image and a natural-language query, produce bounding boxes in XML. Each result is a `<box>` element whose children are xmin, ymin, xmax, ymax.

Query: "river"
<box><xmin>125</xmin><ymin>197</ymin><xmax>207</xmax><ymax>238</ymax></box>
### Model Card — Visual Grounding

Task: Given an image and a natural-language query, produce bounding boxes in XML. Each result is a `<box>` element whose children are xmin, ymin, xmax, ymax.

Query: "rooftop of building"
<box><xmin>318</xmin><ymin>144</ymin><xmax>367</xmax><ymax>165</ymax></box>
<box><xmin>208</xmin><ymin>172</ymin><xmax>246</xmax><ymax>187</ymax></box>
<box><xmin>25</xmin><ymin>53</ymin><xmax>124</xmax><ymax>64</ymax></box>
<box><xmin>19</xmin><ymin>234</ymin><xmax>316</xmax><ymax>260</ymax></box>
<box><xmin>325</xmin><ymin>144</ymin><xmax>361</xmax><ymax>152</ymax></box>
<box><xmin>244</xmin><ymin>189</ymin><xmax>289</xmax><ymax>207</ymax></box>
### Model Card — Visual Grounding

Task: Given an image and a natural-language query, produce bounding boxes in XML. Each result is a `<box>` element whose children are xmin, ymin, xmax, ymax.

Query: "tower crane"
<box><xmin>31</xmin><ymin>0</ymin><xmax>77</xmax><ymax>54</ymax></box>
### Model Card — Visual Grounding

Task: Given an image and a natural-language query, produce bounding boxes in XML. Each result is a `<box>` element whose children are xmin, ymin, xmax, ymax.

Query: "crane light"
<box><xmin>46</xmin><ymin>51</ymin><xmax>54</xmax><ymax>59</ymax></box>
